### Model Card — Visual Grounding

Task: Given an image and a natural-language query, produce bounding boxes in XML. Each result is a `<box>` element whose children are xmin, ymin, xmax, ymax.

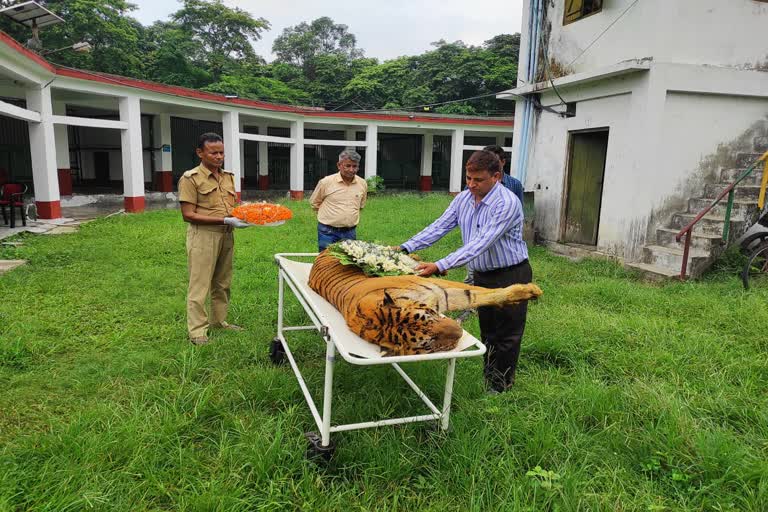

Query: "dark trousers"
<box><xmin>317</xmin><ymin>223</ymin><xmax>357</xmax><ymax>251</ymax></box>
<box><xmin>473</xmin><ymin>260</ymin><xmax>533</xmax><ymax>391</ymax></box>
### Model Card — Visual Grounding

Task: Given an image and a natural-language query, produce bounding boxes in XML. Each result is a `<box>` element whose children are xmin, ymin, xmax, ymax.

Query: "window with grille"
<box><xmin>564</xmin><ymin>0</ymin><xmax>603</xmax><ymax>25</ymax></box>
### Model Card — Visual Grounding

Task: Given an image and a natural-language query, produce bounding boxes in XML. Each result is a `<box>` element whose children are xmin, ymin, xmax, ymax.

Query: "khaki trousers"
<box><xmin>186</xmin><ymin>224</ymin><xmax>234</xmax><ymax>338</ymax></box>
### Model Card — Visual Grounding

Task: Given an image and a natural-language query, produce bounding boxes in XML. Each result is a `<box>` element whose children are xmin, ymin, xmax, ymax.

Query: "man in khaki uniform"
<box><xmin>178</xmin><ymin>132</ymin><xmax>251</xmax><ymax>345</ymax></box>
<box><xmin>309</xmin><ymin>149</ymin><xmax>368</xmax><ymax>251</ymax></box>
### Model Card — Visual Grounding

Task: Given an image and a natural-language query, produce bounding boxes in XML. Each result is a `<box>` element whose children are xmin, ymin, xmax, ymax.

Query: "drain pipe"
<box><xmin>515</xmin><ymin>0</ymin><xmax>537</xmax><ymax>184</ymax></box>
<box><xmin>521</xmin><ymin>0</ymin><xmax>543</xmax><ymax>181</ymax></box>
<box><xmin>516</xmin><ymin>0</ymin><xmax>542</xmax><ymax>186</ymax></box>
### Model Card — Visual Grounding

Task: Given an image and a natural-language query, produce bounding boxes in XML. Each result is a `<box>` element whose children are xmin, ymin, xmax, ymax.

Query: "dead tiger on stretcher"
<box><xmin>308</xmin><ymin>250</ymin><xmax>543</xmax><ymax>356</ymax></box>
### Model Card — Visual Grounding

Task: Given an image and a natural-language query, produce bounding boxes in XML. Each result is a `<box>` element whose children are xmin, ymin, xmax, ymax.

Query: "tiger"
<box><xmin>308</xmin><ymin>250</ymin><xmax>543</xmax><ymax>355</ymax></box>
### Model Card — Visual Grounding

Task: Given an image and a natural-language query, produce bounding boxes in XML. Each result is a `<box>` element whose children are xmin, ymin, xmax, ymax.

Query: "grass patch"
<box><xmin>1</xmin><ymin>194</ymin><xmax>766</xmax><ymax>511</ymax></box>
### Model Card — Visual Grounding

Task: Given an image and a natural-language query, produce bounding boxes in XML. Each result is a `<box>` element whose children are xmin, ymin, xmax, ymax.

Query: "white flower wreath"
<box><xmin>328</xmin><ymin>240</ymin><xmax>419</xmax><ymax>277</ymax></box>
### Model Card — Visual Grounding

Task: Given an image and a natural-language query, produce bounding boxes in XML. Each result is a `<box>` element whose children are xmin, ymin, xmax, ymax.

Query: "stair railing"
<box><xmin>675</xmin><ymin>150</ymin><xmax>768</xmax><ymax>279</ymax></box>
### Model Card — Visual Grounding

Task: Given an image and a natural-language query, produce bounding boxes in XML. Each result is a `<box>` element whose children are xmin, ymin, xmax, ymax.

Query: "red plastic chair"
<box><xmin>0</xmin><ymin>183</ymin><xmax>28</xmax><ymax>228</ymax></box>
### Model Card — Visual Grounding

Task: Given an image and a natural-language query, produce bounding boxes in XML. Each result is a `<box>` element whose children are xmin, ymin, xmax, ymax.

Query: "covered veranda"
<box><xmin>0</xmin><ymin>31</ymin><xmax>513</xmax><ymax>220</ymax></box>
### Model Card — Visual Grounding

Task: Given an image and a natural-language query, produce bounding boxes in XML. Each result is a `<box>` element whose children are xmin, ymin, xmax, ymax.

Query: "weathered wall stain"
<box><xmin>645</xmin><ymin>117</ymin><xmax>768</xmax><ymax>249</ymax></box>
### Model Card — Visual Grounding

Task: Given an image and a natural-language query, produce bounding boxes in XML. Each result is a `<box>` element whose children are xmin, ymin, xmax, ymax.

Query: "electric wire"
<box><xmin>343</xmin><ymin>89</ymin><xmax>522</xmax><ymax>114</ymax></box>
<box><xmin>535</xmin><ymin>12</ymin><xmax>571</xmax><ymax>117</ymax></box>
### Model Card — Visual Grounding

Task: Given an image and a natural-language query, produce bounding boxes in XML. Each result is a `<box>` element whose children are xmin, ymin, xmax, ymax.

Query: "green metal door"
<box><xmin>563</xmin><ymin>130</ymin><xmax>608</xmax><ymax>245</ymax></box>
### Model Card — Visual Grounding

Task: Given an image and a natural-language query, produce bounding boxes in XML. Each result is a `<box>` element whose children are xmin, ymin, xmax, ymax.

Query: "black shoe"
<box><xmin>486</xmin><ymin>380</ymin><xmax>512</xmax><ymax>394</ymax></box>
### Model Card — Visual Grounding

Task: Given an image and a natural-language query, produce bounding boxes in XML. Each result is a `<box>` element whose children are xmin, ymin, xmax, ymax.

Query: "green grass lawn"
<box><xmin>0</xmin><ymin>194</ymin><xmax>766</xmax><ymax>511</ymax></box>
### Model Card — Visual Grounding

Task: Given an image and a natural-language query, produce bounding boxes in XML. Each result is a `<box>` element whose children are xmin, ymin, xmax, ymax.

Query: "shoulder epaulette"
<box><xmin>182</xmin><ymin>169</ymin><xmax>199</xmax><ymax>178</ymax></box>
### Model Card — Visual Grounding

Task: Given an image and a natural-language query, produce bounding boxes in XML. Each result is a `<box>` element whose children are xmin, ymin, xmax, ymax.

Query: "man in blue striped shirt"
<box><xmin>399</xmin><ymin>150</ymin><xmax>533</xmax><ymax>393</ymax></box>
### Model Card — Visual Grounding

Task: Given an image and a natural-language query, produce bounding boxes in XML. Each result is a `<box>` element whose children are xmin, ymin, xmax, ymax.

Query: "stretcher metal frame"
<box><xmin>273</xmin><ymin>253</ymin><xmax>487</xmax><ymax>452</ymax></box>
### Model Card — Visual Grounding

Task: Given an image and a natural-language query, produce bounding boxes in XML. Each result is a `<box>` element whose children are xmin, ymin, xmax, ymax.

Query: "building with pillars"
<box><xmin>0</xmin><ymin>31</ymin><xmax>513</xmax><ymax>221</ymax></box>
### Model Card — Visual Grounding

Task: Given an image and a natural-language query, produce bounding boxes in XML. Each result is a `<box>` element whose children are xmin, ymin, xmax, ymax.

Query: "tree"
<box><xmin>305</xmin><ymin>54</ymin><xmax>377</xmax><ymax>108</ymax></box>
<box><xmin>143</xmin><ymin>21</ymin><xmax>212</xmax><ymax>88</ymax></box>
<box><xmin>0</xmin><ymin>0</ymin><xmax>520</xmax><ymax>116</ymax></box>
<box><xmin>435</xmin><ymin>103</ymin><xmax>477</xmax><ymax>115</ymax></box>
<box><xmin>0</xmin><ymin>0</ymin><xmax>147</xmax><ymax>78</ymax></box>
<box><xmin>484</xmin><ymin>33</ymin><xmax>520</xmax><ymax>57</ymax></box>
<box><xmin>203</xmin><ymin>73</ymin><xmax>311</xmax><ymax>105</ymax></box>
<box><xmin>341</xmin><ymin>57</ymin><xmax>413</xmax><ymax>109</ymax></box>
<box><xmin>272</xmin><ymin>17</ymin><xmax>363</xmax><ymax>80</ymax></box>
<box><xmin>171</xmin><ymin>0</ymin><xmax>269</xmax><ymax>81</ymax></box>
<box><xmin>340</xmin><ymin>35</ymin><xmax>520</xmax><ymax>114</ymax></box>
<box><xmin>481</xmin><ymin>34</ymin><xmax>519</xmax><ymax>96</ymax></box>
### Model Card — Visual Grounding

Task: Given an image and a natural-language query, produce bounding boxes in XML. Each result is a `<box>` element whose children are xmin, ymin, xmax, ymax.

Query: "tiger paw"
<box><xmin>505</xmin><ymin>283</ymin><xmax>543</xmax><ymax>303</ymax></box>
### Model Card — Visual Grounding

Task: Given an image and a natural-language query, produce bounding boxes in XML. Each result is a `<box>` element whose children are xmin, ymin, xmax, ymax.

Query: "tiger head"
<box><xmin>378</xmin><ymin>292</ymin><xmax>463</xmax><ymax>354</ymax></box>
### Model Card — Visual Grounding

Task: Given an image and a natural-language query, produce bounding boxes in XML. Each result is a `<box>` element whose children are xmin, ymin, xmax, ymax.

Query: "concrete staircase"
<box><xmin>627</xmin><ymin>151</ymin><xmax>766</xmax><ymax>279</ymax></box>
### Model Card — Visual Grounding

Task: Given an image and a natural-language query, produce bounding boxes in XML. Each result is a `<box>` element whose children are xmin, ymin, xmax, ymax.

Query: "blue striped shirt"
<box><xmin>402</xmin><ymin>183</ymin><xmax>528</xmax><ymax>272</ymax></box>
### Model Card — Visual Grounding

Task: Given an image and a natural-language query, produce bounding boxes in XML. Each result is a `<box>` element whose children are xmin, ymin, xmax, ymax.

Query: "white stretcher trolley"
<box><xmin>272</xmin><ymin>253</ymin><xmax>487</xmax><ymax>459</ymax></box>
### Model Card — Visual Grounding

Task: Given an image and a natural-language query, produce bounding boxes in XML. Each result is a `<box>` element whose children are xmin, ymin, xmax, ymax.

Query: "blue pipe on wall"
<box><xmin>516</xmin><ymin>0</ymin><xmax>542</xmax><ymax>186</ymax></box>
<box><xmin>517</xmin><ymin>0</ymin><xmax>533</xmax><ymax>184</ymax></box>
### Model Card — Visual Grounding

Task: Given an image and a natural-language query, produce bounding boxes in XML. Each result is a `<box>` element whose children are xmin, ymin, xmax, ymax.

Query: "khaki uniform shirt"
<box><xmin>178</xmin><ymin>164</ymin><xmax>237</xmax><ymax>218</ymax></box>
<box><xmin>309</xmin><ymin>173</ymin><xmax>367</xmax><ymax>228</ymax></box>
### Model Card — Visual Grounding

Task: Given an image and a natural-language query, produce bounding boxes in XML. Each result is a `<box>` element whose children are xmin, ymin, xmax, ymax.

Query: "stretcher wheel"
<box><xmin>305</xmin><ymin>431</ymin><xmax>336</xmax><ymax>461</ymax></box>
<box><xmin>269</xmin><ymin>337</ymin><xmax>286</xmax><ymax>365</ymax></box>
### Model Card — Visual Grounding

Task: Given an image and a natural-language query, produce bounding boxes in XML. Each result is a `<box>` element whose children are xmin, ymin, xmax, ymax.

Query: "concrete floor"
<box><xmin>0</xmin><ymin>190</ymin><xmax>300</xmax><ymax>240</ymax></box>
<box><xmin>0</xmin><ymin>193</ymin><xmax>181</xmax><ymax>240</ymax></box>
<box><xmin>0</xmin><ymin>259</ymin><xmax>26</xmax><ymax>274</ymax></box>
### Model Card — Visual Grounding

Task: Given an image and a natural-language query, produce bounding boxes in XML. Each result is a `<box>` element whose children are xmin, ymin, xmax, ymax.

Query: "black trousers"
<box><xmin>473</xmin><ymin>260</ymin><xmax>533</xmax><ymax>391</ymax></box>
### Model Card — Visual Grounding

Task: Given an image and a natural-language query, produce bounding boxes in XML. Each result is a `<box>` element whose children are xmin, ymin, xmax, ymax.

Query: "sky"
<box><xmin>129</xmin><ymin>0</ymin><xmax>524</xmax><ymax>62</ymax></box>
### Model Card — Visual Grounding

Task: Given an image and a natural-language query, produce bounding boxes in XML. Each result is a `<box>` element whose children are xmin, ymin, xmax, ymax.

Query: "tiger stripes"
<box><xmin>308</xmin><ymin>250</ymin><xmax>543</xmax><ymax>356</ymax></box>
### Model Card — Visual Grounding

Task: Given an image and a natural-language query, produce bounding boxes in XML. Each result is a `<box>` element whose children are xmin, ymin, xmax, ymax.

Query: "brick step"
<box><xmin>656</xmin><ymin>227</ymin><xmax>725</xmax><ymax>251</ymax></box>
<box><xmin>720</xmin><ymin>167</ymin><xmax>764</xmax><ymax>184</ymax></box>
<box><xmin>643</xmin><ymin>244</ymin><xmax>711</xmax><ymax>272</ymax></box>
<box><xmin>670</xmin><ymin>212</ymin><xmax>746</xmax><ymax>236</ymax></box>
<box><xmin>688</xmin><ymin>197</ymin><xmax>759</xmax><ymax>220</ymax></box>
<box><xmin>703</xmin><ymin>183</ymin><xmax>762</xmax><ymax>200</ymax></box>
<box><xmin>625</xmin><ymin>261</ymin><xmax>682</xmax><ymax>280</ymax></box>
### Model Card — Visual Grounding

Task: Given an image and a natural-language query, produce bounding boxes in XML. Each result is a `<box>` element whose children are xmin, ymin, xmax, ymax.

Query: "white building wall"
<box><xmin>522</xmin><ymin>63</ymin><xmax>768</xmax><ymax>260</ymax></box>
<box><xmin>653</xmin><ymin>91</ymin><xmax>768</xmax><ymax>209</ymax></box>
<box><xmin>525</xmin><ymin>86</ymin><xmax>633</xmax><ymax>248</ymax></box>
<box><xmin>537</xmin><ymin>0</ymin><xmax>768</xmax><ymax>77</ymax></box>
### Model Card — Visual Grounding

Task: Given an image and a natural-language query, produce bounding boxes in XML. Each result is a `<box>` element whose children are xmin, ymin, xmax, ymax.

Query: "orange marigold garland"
<box><xmin>232</xmin><ymin>202</ymin><xmax>293</xmax><ymax>225</ymax></box>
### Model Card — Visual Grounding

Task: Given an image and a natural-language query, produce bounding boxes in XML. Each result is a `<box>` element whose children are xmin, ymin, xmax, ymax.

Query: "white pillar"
<box><xmin>26</xmin><ymin>85</ymin><xmax>61</xmax><ymax>219</ymax></box>
<box><xmin>258</xmin><ymin>123</ymin><xmax>269</xmax><ymax>185</ymax></box>
<box><xmin>365</xmin><ymin>123</ymin><xmax>377</xmax><ymax>179</ymax></box>
<box><xmin>158</xmin><ymin>113</ymin><xmax>172</xmax><ymax>171</ymax></box>
<box><xmin>52</xmin><ymin>101</ymin><xmax>72</xmax><ymax>197</ymax></box>
<box><xmin>53</xmin><ymin>101</ymin><xmax>70</xmax><ymax>170</ymax></box>
<box><xmin>150</xmin><ymin>113</ymin><xmax>173</xmax><ymax>192</ymax></box>
<box><xmin>345</xmin><ymin>127</ymin><xmax>357</xmax><ymax>151</ymax></box>
<box><xmin>419</xmin><ymin>132</ymin><xmax>433</xmax><ymax>191</ymax></box>
<box><xmin>221</xmin><ymin>110</ymin><xmax>241</xmax><ymax>195</ymax></box>
<box><xmin>239</xmin><ymin>118</ymin><xmax>245</xmax><ymax>180</ymax></box>
<box><xmin>420</xmin><ymin>133</ymin><xmax>433</xmax><ymax>177</ymax></box>
<box><xmin>290</xmin><ymin>119</ymin><xmax>304</xmax><ymax>198</ymax></box>
<box><xmin>119</xmin><ymin>95</ymin><xmax>145</xmax><ymax>212</ymax></box>
<box><xmin>449</xmin><ymin>127</ymin><xmax>465</xmax><ymax>194</ymax></box>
